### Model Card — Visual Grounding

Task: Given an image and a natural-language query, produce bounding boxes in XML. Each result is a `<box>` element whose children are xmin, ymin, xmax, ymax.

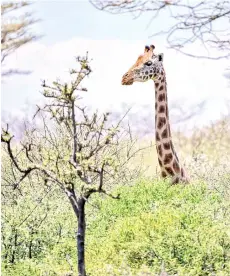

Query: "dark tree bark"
<box><xmin>65</xmin><ymin>187</ymin><xmax>87</xmax><ymax>275</ymax></box>
<box><xmin>76</xmin><ymin>198</ymin><xmax>86</xmax><ymax>276</ymax></box>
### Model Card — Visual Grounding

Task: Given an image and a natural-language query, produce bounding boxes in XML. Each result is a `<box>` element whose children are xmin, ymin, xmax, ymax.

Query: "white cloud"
<box><xmin>2</xmin><ymin>38</ymin><xmax>230</xmax><ymax>130</ymax></box>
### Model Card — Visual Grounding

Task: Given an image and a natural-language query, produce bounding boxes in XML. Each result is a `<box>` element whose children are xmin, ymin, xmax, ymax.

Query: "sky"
<box><xmin>1</xmin><ymin>1</ymin><xmax>230</xmax><ymax>132</ymax></box>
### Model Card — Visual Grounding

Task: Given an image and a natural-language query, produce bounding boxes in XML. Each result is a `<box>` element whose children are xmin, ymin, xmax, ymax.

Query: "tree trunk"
<box><xmin>76</xmin><ymin>198</ymin><xmax>86</xmax><ymax>276</ymax></box>
<box><xmin>66</xmin><ymin>188</ymin><xmax>87</xmax><ymax>275</ymax></box>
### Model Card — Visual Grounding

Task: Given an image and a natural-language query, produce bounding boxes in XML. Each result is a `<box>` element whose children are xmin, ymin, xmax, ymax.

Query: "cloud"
<box><xmin>2</xmin><ymin>37</ymin><xmax>230</xmax><ymax>130</ymax></box>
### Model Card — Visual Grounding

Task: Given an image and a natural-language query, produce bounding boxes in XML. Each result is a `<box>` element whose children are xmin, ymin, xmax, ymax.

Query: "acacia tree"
<box><xmin>1</xmin><ymin>54</ymin><xmax>147</xmax><ymax>276</ymax></box>
<box><xmin>1</xmin><ymin>1</ymin><xmax>39</xmax><ymax>76</ymax></box>
<box><xmin>90</xmin><ymin>0</ymin><xmax>230</xmax><ymax>60</ymax></box>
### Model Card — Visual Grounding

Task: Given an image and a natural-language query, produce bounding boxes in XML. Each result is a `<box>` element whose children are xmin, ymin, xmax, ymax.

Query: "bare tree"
<box><xmin>1</xmin><ymin>1</ymin><xmax>39</xmax><ymax>77</ymax></box>
<box><xmin>90</xmin><ymin>0</ymin><xmax>230</xmax><ymax>60</ymax></box>
<box><xmin>1</xmin><ymin>54</ymin><xmax>149</xmax><ymax>276</ymax></box>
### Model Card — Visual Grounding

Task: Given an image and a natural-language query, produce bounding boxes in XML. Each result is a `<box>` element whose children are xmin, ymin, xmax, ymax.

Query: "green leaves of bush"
<box><xmin>86</xmin><ymin>180</ymin><xmax>230</xmax><ymax>275</ymax></box>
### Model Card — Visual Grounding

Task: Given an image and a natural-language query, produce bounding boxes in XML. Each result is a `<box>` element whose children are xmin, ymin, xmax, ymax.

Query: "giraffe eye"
<box><xmin>145</xmin><ymin>61</ymin><xmax>152</xmax><ymax>66</ymax></box>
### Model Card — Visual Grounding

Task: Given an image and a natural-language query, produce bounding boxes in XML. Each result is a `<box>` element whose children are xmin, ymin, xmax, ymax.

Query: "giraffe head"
<box><xmin>121</xmin><ymin>44</ymin><xmax>164</xmax><ymax>85</ymax></box>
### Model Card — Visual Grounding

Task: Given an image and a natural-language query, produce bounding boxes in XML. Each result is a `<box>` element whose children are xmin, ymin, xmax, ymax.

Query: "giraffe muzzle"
<box><xmin>121</xmin><ymin>72</ymin><xmax>134</xmax><ymax>85</ymax></box>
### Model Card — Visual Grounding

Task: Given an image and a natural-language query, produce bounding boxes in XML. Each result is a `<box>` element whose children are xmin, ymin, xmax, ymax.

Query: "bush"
<box><xmin>86</xmin><ymin>179</ymin><xmax>230</xmax><ymax>275</ymax></box>
<box><xmin>3</xmin><ymin>179</ymin><xmax>230</xmax><ymax>276</ymax></box>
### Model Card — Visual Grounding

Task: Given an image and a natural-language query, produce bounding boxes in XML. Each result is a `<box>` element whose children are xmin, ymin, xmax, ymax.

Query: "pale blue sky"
<box><xmin>2</xmin><ymin>1</ymin><xmax>230</xmax><ymax>131</ymax></box>
<box><xmin>35</xmin><ymin>1</ymin><xmax>155</xmax><ymax>42</ymax></box>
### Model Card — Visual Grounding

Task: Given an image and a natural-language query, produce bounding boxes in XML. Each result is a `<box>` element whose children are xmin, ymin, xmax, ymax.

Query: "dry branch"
<box><xmin>90</xmin><ymin>0</ymin><xmax>230</xmax><ymax>59</ymax></box>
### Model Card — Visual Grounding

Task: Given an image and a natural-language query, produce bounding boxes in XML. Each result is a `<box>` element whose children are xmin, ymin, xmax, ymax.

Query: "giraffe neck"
<box><xmin>154</xmin><ymin>72</ymin><xmax>187</xmax><ymax>183</ymax></box>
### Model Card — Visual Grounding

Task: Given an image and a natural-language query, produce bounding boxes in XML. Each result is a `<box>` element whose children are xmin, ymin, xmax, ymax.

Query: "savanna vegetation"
<box><xmin>2</xmin><ymin>53</ymin><xmax>230</xmax><ymax>275</ymax></box>
<box><xmin>2</xmin><ymin>113</ymin><xmax>230</xmax><ymax>275</ymax></box>
<box><xmin>2</xmin><ymin>1</ymin><xmax>230</xmax><ymax>276</ymax></box>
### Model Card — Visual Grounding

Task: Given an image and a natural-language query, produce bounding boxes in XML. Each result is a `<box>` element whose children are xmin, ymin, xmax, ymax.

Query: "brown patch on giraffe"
<box><xmin>165</xmin><ymin>106</ymin><xmax>169</xmax><ymax>118</ymax></box>
<box><xmin>157</xmin><ymin>145</ymin><xmax>163</xmax><ymax>157</ymax></box>
<box><xmin>158</xmin><ymin>94</ymin><xmax>165</xmax><ymax>102</ymax></box>
<box><xmin>158</xmin><ymin>105</ymin><xmax>165</xmax><ymax>113</ymax></box>
<box><xmin>161</xmin><ymin>128</ymin><xmax>168</xmax><ymax>139</ymax></box>
<box><xmin>158</xmin><ymin>158</ymin><xmax>162</xmax><ymax>166</ymax></box>
<box><xmin>157</xmin><ymin>117</ymin><xmax>166</xmax><ymax>129</ymax></box>
<box><xmin>159</xmin><ymin>85</ymin><xmax>164</xmax><ymax>91</ymax></box>
<box><xmin>163</xmin><ymin>153</ymin><xmax>173</xmax><ymax>165</ymax></box>
<box><xmin>156</xmin><ymin>131</ymin><xmax>160</xmax><ymax>141</ymax></box>
<box><xmin>165</xmin><ymin>167</ymin><xmax>174</xmax><ymax>176</ymax></box>
<box><xmin>161</xmin><ymin>71</ymin><xmax>164</xmax><ymax>76</ymax></box>
<box><xmin>163</xmin><ymin>142</ymin><xmax>170</xmax><ymax>150</ymax></box>
<box><xmin>155</xmin><ymin>82</ymin><xmax>160</xmax><ymax>89</ymax></box>
<box><xmin>161</xmin><ymin>171</ymin><xmax>167</xmax><ymax>178</ymax></box>
<box><xmin>173</xmin><ymin>160</ymin><xmax>180</xmax><ymax>173</ymax></box>
<box><xmin>155</xmin><ymin>102</ymin><xmax>158</xmax><ymax>110</ymax></box>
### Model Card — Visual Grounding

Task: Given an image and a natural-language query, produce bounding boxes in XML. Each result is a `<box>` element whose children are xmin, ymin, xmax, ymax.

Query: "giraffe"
<box><xmin>121</xmin><ymin>44</ymin><xmax>189</xmax><ymax>184</ymax></box>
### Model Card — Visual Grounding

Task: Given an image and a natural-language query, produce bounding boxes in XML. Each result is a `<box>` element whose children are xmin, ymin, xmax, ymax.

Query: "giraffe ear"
<box><xmin>158</xmin><ymin>53</ymin><xmax>164</xmax><ymax>62</ymax></box>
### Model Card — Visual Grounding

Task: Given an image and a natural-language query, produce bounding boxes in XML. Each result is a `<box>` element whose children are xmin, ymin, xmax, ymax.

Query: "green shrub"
<box><xmin>86</xmin><ymin>180</ymin><xmax>230</xmax><ymax>275</ymax></box>
<box><xmin>2</xmin><ymin>179</ymin><xmax>230</xmax><ymax>275</ymax></box>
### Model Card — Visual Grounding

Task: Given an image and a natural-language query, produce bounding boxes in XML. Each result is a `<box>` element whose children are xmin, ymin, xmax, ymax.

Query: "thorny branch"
<box><xmin>2</xmin><ymin>53</ymin><xmax>145</xmax><ymax>209</ymax></box>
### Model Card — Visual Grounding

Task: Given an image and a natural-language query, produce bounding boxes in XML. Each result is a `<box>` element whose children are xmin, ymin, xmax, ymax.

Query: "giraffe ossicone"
<box><xmin>121</xmin><ymin>44</ymin><xmax>189</xmax><ymax>184</ymax></box>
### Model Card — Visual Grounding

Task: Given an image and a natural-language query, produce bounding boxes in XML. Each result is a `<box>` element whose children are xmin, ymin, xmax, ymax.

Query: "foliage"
<box><xmin>2</xmin><ymin>100</ymin><xmax>230</xmax><ymax>275</ymax></box>
<box><xmin>2</xmin><ymin>178</ymin><xmax>230</xmax><ymax>276</ymax></box>
<box><xmin>1</xmin><ymin>154</ymin><xmax>76</xmax><ymax>271</ymax></box>
<box><xmin>85</xmin><ymin>180</ymin><xmax>230</xmax><ymax>275</ymax></box>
